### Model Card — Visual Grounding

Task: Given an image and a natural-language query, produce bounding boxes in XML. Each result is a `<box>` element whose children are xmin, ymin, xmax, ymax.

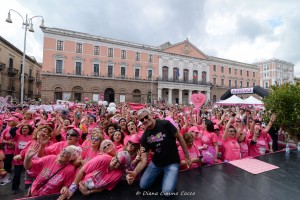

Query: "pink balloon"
<box><xmin>84</xmin><ymin>97</ymin><xmax>89</xmax><ymax>101</ymax></box>
<box><xmin>190</xmin><ymin>93</ymin><xmax>206</xmax><ymax>108</ymax></box>
<box><xmin>193</xmin><ymin>108</ymin><xmax>199</xmax><ymax>113</ymax></box>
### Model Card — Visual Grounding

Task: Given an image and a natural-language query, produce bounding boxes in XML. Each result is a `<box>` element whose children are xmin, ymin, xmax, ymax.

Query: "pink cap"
<box><xmin>72</xmin><ymin>127</ymin><xmax>82</xmax><ymax>137</ymax></box>
<box><xmin>13</xmin><ymin>113</ymin><xmax>23</xmax><ymax>120</ymax></box>
<box><xmin>188</xmin><ymin>126</ymin><xmax>200</xmax><ymax>133</ymax></box>
<box><xmin>6</xmin><ymin>117</ymin><xmax>19</xmax><ymax>122</ymax></box>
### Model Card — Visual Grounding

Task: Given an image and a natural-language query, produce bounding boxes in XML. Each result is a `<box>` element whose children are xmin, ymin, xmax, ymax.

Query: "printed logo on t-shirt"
<box><xmin>19</xmin><ymin>141</ymin><xmax>28</xmax><ymax>150</ymax></box>
<box><xmin>40</xmin><ymin>168</ymin><xmax>51</xmax><ymax>179</ymax></box>
<box><xmin>147</xmin><ymin>132</ymin><xmax>166</xmax><ymax>144</ymax></box>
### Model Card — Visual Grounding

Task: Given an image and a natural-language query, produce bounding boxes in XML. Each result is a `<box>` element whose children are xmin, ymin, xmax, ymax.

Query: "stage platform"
<box><xmin>17</xmin><ymin>149</ymin><xmax>300</xmax><ymax>200</ymax></box>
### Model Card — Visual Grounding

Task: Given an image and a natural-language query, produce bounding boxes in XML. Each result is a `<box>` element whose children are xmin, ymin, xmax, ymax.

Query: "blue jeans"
<box><xmin>140</xmin><ymin>162</ymin><xmax>180</xmax><ymax>195</ymax></box>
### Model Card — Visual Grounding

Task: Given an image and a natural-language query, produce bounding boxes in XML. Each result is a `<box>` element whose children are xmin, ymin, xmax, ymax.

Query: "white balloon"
<box><xmin>98</xmin><ymin>101</ymin><xmax>103</xmax><ymax>105</ymax></box>
<box><xmin>103</xmin><ymin>101</ymin><xmax>108</xmax><ymax>106</ymax></box>
<box><xmin>109</xmin><ymin>102</ymin><xmax>116</xmax><ymax>108</ymax></box>
<box><xmin>107</xmin><ymin>107</ymin><xmax>116</xmax><ymax>114</ymax></box>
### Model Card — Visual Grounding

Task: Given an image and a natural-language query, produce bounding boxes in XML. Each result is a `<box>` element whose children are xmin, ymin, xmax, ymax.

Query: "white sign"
<box><xmin>120</xmin><ymin>95</ymin><xmax>125</xmax><ymax>103</ymax></box>
<box><xmin>231</xmin><ymin>88</ymin><xmax>254</xmax><ymax>95</ymax></box>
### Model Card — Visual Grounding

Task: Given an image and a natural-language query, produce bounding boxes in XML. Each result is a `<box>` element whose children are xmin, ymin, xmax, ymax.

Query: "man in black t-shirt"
<box><xmin>126</xmin><ymin>109</ymin><xmax>191</xmax><ymax>196</ymax></box>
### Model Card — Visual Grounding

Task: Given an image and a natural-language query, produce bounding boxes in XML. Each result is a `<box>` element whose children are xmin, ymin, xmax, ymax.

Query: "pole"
<box><xmin>20</xmin><ymin>14</ymin><xmax>28</xmax><ymax>107</ymax></box>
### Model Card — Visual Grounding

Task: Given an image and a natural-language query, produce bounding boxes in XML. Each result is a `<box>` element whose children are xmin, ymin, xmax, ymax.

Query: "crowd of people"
<box><xmin>0</xmin><ymin>100</ymin><xmax>281</xmax><ymax>198</ymax></box>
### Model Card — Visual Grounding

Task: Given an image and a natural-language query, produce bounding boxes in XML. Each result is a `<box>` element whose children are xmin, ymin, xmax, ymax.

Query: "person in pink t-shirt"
<box><xmin>11</xmin><ymin>124</ymin><xmax>33</xmax><ymax>194</ymax></box>
<box><xmin>45</xmin><ymin>128</ymin><xmax>81</xmax><ymax>156</ymax></box>
<box><xmin>99</xmin><ymin>139</ymin><xmax>117</xmax><ymax>157</ymax></box>
<box><xmin>24</xmin><ymin>145</ymin><xmax>82</xmax><ymax>197</ymax></box>
<box><xmin>178</xmin><ymin>132</ymin><xmax>202</xmax><ymax>170</ymax></box>
<box><xmin>61</xmin><ymin>151</ymin><xmax>131</xmax><ymax>198</ymax></box>
<box><xmin>81</xmin><ymin>128</ymin><xmax>103</xmax><ymax>149</ymax></box>
<box><xmin>188</xmin><ymin>126</ymin><xmax>203</xmax><ymax>149</ymax></box>
<box><xmin>222</xmin><ymin>117</ymin><xmax>243</xmax><ymax>162</ymax></box>
<box><xmin>110</xmin><ymin>129</ymin><xmax>125</xmax><ymax>152</ymax></box>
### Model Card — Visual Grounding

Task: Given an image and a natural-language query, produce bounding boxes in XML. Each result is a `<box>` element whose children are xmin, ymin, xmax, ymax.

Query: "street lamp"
<box><xmin>5</xmin><ymin>9</ymin><xmax>45</xmax><ymax>107</ymax></box>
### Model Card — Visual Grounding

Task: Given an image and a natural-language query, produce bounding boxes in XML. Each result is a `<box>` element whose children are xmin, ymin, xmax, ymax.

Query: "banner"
<box><xmin>231</xmin><ymin>88</ymin><xmax>254</xmax><ymax>95</ymax></box>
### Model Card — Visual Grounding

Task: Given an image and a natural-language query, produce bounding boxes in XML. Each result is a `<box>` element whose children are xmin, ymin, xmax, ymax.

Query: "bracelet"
<box><xmin>69</xmin><ymin>183</ymin><xmax>78</xmax><ymax>193</ymax></box>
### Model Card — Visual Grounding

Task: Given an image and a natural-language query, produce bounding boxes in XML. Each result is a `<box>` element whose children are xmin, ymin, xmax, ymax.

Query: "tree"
<box><xmin>263</xmin><ymin>82</ymin><xmax>300</xmax><ymax>144</ymax></box>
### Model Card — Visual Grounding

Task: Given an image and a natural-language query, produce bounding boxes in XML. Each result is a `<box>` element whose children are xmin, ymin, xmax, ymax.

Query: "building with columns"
<box><xmin>0</xmin><ymin>36</ymin><xmax>42</xmax><ymax>102</ymax></box>
<box><xmin>40</xmin><ymin>27</ymin><xmax>294</xmax><ymax>104</ymax></box>
<box><xmin>158</xmin><ymin>40</ymin><xmax>211</xmax><ymax>104</ymax></box>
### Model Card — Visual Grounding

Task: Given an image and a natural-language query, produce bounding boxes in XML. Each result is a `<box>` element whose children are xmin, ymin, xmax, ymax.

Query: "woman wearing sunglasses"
<box><xmin>44</xmin><ymin>128</ymin><xmax>81</xmax><ymax>156</ymax></box>
<box><xmin>60</xmin><ymin>151</ymin><xmax>131</xmax><ymax>198</ymax></box>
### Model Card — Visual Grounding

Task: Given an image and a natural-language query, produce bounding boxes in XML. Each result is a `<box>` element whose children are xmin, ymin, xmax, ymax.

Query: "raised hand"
<box><xmin>25</xmin><ymin>143</ymin><xmax>40</xmax><ymax>158</ymax></box>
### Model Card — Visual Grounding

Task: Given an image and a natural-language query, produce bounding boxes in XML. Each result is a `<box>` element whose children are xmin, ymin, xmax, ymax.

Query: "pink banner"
<box><xmin>128</xmin><ymin>103</ymin><xmax>146</xmax><ymax>111</ymax></box>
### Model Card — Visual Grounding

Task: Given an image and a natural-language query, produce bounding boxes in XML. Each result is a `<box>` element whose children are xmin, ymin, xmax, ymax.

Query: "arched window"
<box><xmin>202</xmin><ymin>71</ymin><xmax>207</xmax><ymax>83</ymax></box>
<box><xmin>104</xmin><ymin>88</ymin><xmax>115</xmax><ymax>103</ymax></box>
<box><xmin>72</xmin><ymin>86</ymin><xmax>83</xmax><ymax>102</ymax></box>
<box><xmin>173</xmin><ymin>68</ymin><xmax>179</xmax><ymax>81</ymax></box>
<box><xmin>132</xmin><ymin>89</ymin><xmax>142</xmax><ymax>103</ymax></box>
<box><xmin>183</xmin><ymin>69</ymin><xmax>189</xmax><ymax>82</ymax></box>
<box><xmin>193</xmin><ymin>70</ymin><xmax>198</xmax><ymax>83</ymax></box>
<box><xmin>213</xmin><ymin>95</ymin><xmax>217</xmax><ymax>103</ymax></box>
<box><xmin>54</xmin><ymin>87</ymin><xmax>63</xmax><ymax>101</ymax></box>
<box><xmin>162</xmin><ymin>66</ymin><xmax>168</xmax><ymax>81</ymax></box>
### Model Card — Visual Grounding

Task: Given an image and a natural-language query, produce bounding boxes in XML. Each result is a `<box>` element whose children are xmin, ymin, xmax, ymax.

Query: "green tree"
<box><xmin>263</xmin><ymin>82</ymin><xmax>300</xmax><ymax>144</ymax></box>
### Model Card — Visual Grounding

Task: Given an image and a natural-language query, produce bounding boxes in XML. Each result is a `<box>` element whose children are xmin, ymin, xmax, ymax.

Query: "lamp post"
<box><xmin>6</xmin><ymin>9</ymin><xmax>45</xmax><ymax>107</ymax></box>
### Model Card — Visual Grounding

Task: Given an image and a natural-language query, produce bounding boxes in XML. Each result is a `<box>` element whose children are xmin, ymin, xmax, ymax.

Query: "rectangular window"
<box><xmin>76</xmin><ymin>43</ymin><xmax>82</xmax><ymax>53</ymax></box>
<box><xmin>29</xmin><ymin>68</ymin><xmax>32</xmax><ymax>77</ymax></box>
<box><xmin>135</xmin><ymin>68</ymin><xmax>140</xmax><ymax>79</ymax></box>
<box><xmin>213</xmin><ymin>78</ymin><xmax>216</xmax><ymax>85</ymax></box>
<box><xmin>229</xmin><ymin>68</ymin><xmax>231</xmax><ymax>74</ymax></box>
<box><xmin>229</xmin><ymin>80</ymin><xmax>231</xmax><ymax>87</ymax></box>
<box><xmin>221</xmin><ymin>79</ymin><xmax>224</xmax><ymax>86</ymax></box>
<box><xmin>240</xmin><ymin>81</ymin><xmax>243</xmax><ymax>87</ymax></box>
<box><xmin>107</xmin><ymin>65</ymin><xmax>113</xmax><ymax>77</ymax></box>
<box><xmin>121</xmin><ymin>50</ymin><xmax>126</xmax><ymax>59</ymax></box>
<box><xmin>253</xmin><ymin>82</ymin><xmax>255</xmax><ymax>87</ymax></box>
<box><xmin>94</xmin><ymin>46</ymin><xmax>100</xmax><ymax>55</ymax></box>
<box><xmin>57</xmin><ymin>40</ymin><xmax>63</xmax><ymax>51</ymax></box>
<box><xmin>240</xmin><ymin>70</ymin><xmax>242</xmax><ymax>76</ymax></box>
<box><xmin>149</xmin><ymin>54</ymin><xmax>153</xmax><ymax>63</ymax></box>
<box><xmin>213</xmin><ymin>65</ymin><xmax>216</xmax><ymax>72</ymax></box>
<box><xmin>221</xmin><ymin>66</ymin><xmax>224</xmax><ymax>73</ymax></box>
<box><xmin>56</xmin><ymin>60</ymin><xmax>63</xmax><ymax>74</ymax></box>
<box><xmin>108</xmin><ymin>48</ymin><xmax>113</xmax><ymax>57</ymax></box>
<box><xmin>253</xmin><ymin>72</ymin><xmax>255</xmax><ymax>77</ymax></box>
<box><xmin>247</xmin><ymin>71</ymin><xmax>249</xmax><ymax>77</ymax></box>
<box><xmin>93</xmin><ymin>64</ymin><xmax>99</xmax><ymax>76</ymax></box>
<box><xmin>247</xmin><ymin>82</ymin><xmax>249</xmax><ymax>87</ymax></box>
<box><xmin>135</xmin><ymin>52</ymin><xmax>140</xmax><ymax>61</ymax></box>
<box><xmin>148</xmin><ymin>70</ymin><xmax>153</xmax><ymax>80</ymax></box>
<box><xmin>235</xmin><ymin>69</ymin><xmax>237</xmax><ymax>75</ymax></box>
<box><xmin>121</xmin><ymin>67</ymin><xmax>126</xmax><ymax>78</ymax></box>
<box><xmin>235</xmin><ymin>80</ymin><xmax>237</xmax><ymax>87</ymax></box>
<box><xmin>75</xmin><ymin>62</ymin><xmax>82</xmax><ymax>75</ymax></box>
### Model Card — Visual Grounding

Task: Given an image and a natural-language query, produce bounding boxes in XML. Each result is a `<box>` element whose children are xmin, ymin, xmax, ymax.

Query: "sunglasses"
<box><xmin>67</xmin><ymin>133</ymin><xmax>78</xmax><ymax>137</ymax></box>
<box><xmin>140</xmin><ymin>115</ymin><xmax>149</xmax><ymax>122</ymax></box>
<box><xmin>114</xmin><ymin>155</ymin><xmax>122</xmax><ymax>165</ymax></box>
<box><xmin>103</xmin><ymin>143</ymin><xmax>112</xmax><ymax>149</ymax></box>
<box><xmin>91</xmin><ymin>137</ymin><xmax>100</xmax><ymax>142</ymax></box>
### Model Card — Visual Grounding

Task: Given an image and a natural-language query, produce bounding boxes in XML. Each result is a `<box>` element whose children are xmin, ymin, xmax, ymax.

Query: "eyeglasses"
<box><xmin>114</xmin><ymin>156</ymin><xmax>122</xmax><ymax>165</ymax></box>
<box><xmin>66</xmin><ymin>133</ymin><xmax>78</xmax><ymax>137</ymax></box>
<box><xmin>139</xmin><ymin>115</ymin><xmax>149</xmax><ymax>122</ymax></box>
<box><xmin>91</xmin><ymin>137</ymin><xmax>100</xmax><ymax>142</ymax></box>
<box><xmin>103</xmin><ymin>143</ymin><xmax>112</xmax><ymax>150</ymax></box>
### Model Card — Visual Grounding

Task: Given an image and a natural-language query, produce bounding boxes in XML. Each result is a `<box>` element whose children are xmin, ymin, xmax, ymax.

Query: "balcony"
<box><xmin>157</xmin><ymin>76</ymin><xmax>212</xmax><ymax>86</ymax></box>
<box><xmin>28</xmin><ymin>76</ymin><xmax>35</xmax><ymax>82</ymax></box>
<box><xmin>92</xmin><ymin>72</ymin><xmax>100</xmax><ymax>77</ymax></box>
<box><xmin>7</xmin><ymin>67</ymin><xmax>19</xmax><ymax>77</ymax></box>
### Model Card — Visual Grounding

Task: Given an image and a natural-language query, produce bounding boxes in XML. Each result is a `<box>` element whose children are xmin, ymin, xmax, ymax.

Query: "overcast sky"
<box><xmin>1</xmin><ymin>0</ymin><xmax>299</xmax><ymax>76</ymax></box>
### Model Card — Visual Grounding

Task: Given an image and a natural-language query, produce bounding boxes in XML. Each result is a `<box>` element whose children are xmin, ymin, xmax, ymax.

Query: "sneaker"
<box><xmin>0</xmin><ymin>179</ymin><xmax>11</xmax><ymax>185</ymax></box>
<box><xmin>12</xmin><ymin>189</ymin><xmax>19</xmax><ymax>195</ymax></box>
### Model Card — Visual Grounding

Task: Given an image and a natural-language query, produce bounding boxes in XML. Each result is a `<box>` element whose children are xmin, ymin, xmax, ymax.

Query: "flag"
<box><xmin>193</xmin><ymin>71</ymin><xmax>197</xmax><ymax>79</ymax></box>
<box><xmin>176</xmin><ymin>69</ymin><xmax>180</xmax><ymax>77</ymax></box>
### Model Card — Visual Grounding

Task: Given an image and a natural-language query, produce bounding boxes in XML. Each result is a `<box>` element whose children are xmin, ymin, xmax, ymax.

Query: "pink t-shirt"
<box><xmin>30</xmin><ymin>155</ymin><xmax>75</xmax><ymax>196</ymax></box>
<box><xmin>81</xmin><ymin>147</ymin><xmax>101</xmax><ymax>162</ymax></box>
<box><xmin>222</xmin><ymin>137</ymin><xmax>241</xmax><ymax>161</ymax></box>
<box><xmin>1</xmin><ymin>127</ymin><xmax>15</xmax><ymax>154</ymax></box>
<box><xmin>87</xmin><ymin>123</ymin><xmax>98</xmax><ymax>134</ymax></box>
<box><xmin>201</xmin><ymin>131</ymin><xmax>218</xmax><ymax>147</ymax></box>
<box><xmin>178</xmin><ymin>145</ymin><xmax>200</xmax><ymax>170</ymax></box>
<box><xmin>247</xmin><ymin>131</ymin><xmax>272</xmax><ymax>157</ymax></box>
<box><xmin>113</xmin><ymin>142</ymin><xmax>124</xmax><ymax>152</ymax></box>
<box><xmin>82</xmin><ymin>155</ymin><xmax>123</xmax><ymax>190</ymax></box>
<box><xmin>13</xmin><ymin>134</ymin><xmax>32</xmax><ymax>165</ymax></box>
<box><xmin>45</xmin><ymin>141</ymin><xmax>68</xmax><ymax>155</ymax></box>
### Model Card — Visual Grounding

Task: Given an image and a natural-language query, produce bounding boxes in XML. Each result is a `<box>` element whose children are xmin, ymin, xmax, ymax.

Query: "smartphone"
<box><xmin>76</xmin><ymin>112</ymin><xmax>81</xmax><ymax>119</ymax></box>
